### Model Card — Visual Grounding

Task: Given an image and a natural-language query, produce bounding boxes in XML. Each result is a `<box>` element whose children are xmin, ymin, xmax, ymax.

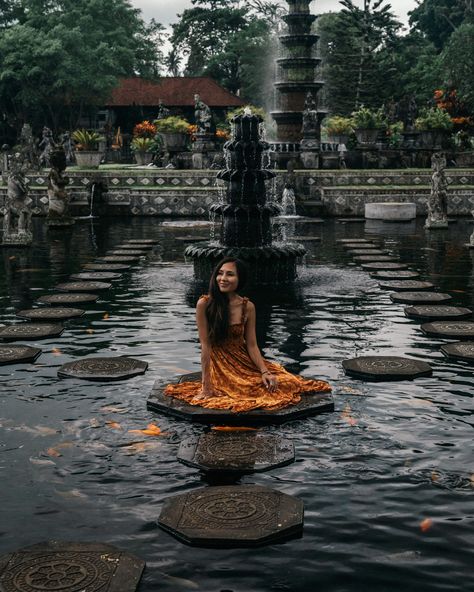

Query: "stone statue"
<box><xmin>60</xmin><ymin>131</ymin><xmax>75</xmax><ymax>165</ymax></box>
<box><xmin>469</xmin><ymin>210</ymin><xmax>474</xmax><ymax>247</ymax></box>
<box><xmin>407</xmin><ymin>95</ymin><xmax>418</xmax><ymax>131</ymax></box>
<box><xmin>47</xmin><ymin>144</ymin><xmax>74</xmax><ymax>227</ymax></box>
<box><xmin>38</xmin><ymin>126</ymin><xmax>53</xmax><ymax>168</ymax></box>
<box><xmin>2</xmin><ymin>153</ymin><xmax>33</xmax><ymax>246</ymax></box>
<box><xmin>19</xmin><ymin>123</ymin><xmax>39</xmax><ymax>170</ymax></box>
<box><xmin>425</xmin><ymin>152</ymin><xmax>448</xmax><ymax>229</ymax></box>
<box><xmin>301</xmin><ymin>91</ymin><xmax>319</xmax><ymax>137</ymax></box>
<box><xmin>156</xmin><ymin>100</ymin><xmax>170</xmax><ymax>121</ymax></box>
<box><xmin>194</xmin><ymin>94</ymin><xmax>213</xmax><ymax>134</ymax></box>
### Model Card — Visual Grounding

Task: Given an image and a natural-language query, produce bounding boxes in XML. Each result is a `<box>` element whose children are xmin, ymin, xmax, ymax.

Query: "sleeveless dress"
<box><xmin>164</xmin><ymin>296</ymin><xmax>331</xmax><ymax>412</ymax></box>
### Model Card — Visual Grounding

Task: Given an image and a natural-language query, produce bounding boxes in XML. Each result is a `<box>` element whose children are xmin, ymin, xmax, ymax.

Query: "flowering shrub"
<box><xmin>415</xmin><ymin>108</ymin><xmax>453</xmax><ymax>131</ymax></box>
<box><xmin>433</xmin><ymin>89</ymin><xmax>473</xmax><ymax>130</ymax></box>
<box><xmin>215</xmin><ymin>128</ymin><xmax>230</xmax><ymax>141</ymax></box>
<box><xmin>133</xmin><ymin>120</ymin><xmax>157</xmax><ymax>139</ymax></box>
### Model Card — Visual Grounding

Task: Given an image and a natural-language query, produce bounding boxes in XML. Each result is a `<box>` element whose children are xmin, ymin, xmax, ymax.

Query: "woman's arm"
<box><xmin>196</xmin><ymin>298</ymin><xmax>213</xmax><ymax>394</ymax></box>
<box><xmin>244</xmin><ymin>301</ymin><xmax>278</xmax><ymax>392</ymax></box>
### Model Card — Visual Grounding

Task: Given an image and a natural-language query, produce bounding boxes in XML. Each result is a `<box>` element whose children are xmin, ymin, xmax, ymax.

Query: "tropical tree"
<box><xmin>440</xmin><ymin>23</ymin><xmax>474</xmax><ymax>110</ymax></box>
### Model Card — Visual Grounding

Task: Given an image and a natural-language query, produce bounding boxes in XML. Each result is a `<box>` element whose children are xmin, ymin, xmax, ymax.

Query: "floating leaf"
<box><xmin>86</xmin><ymin>328</ymin><xmax>95</xmax><ymax>334</ymax></box>
<box><xmin>128</xmin><ymin>423</ymin><xmax>162</xmax><ymax>436</ymax></box>
<box><xmin>100</xmin><ymin>406</ymin><xmax>129</xmax><ymax>414</ymax></box>
<box><xmin>211</xmin><ymin>426</ymin><xmax>258</xmax><ymax>432</ymax></box>
<box><xmin>105</xmin><ymin>420</ymin><xmax>122</xmax><ymax>430</ymax></box>
<box><xmin>431</xmin><ymin>472</ymin><xmax>439</xmax><ymax>482</ymax></box>
<box><xmin>45</xmin><ymin>447</ymin><xmax>62</xmax><ymax>458</ymax></box>
<box><xmin>51</xmin><ymin>348</ymin><xmax>62</xmax><ymax>356</ymax></box>
<box><xmin>103</xmin><ymin>313</ymin><xmax>110</xmax><ymax>320</ymax></box>
<box><xmin>420</xmin><ymin>518</ymin><xmax>433</xmax><ymax>533</ymax></box>
<box><xmin>30</xmin><ymin>457</ymin><xmax>55</xmax><ymax>466</ymax></box>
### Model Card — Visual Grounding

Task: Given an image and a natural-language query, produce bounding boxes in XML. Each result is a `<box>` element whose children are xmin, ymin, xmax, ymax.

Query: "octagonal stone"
<box><xmin>70</xmin><ymin>272</ymin><xmax>122</xmax><ymax>281</ymax></box>
<box><xmin>96</xmin><ymin>256</ymin><xmax>140</xmax><ymax>263</ymax></box>
<box><xmin>178</xmin><ymin>432</ymin><xmax>295</xmax><ymax>474</ymax></box>
<box><xmin>342</xmin><ymin>242</ymin><xmax>378</xmax><ymax>250</ymax></box>
<box><xmin>353</xmin><ymin>255</ymin><xmax>397</xmax><ymax>262</ymax></box>
<box><xmin>55</xmin><ymin>281</ymin><xmax>112</xmax><ymax>292</ymax></box>
<box><xmin>118</xmin><ymin>243</ymin><xmax>154</xmax><ymax>250</ymax></box>
<box><xmin>0</xmin><ymin>323</ymin><xmax>64</xmax><ymax>341</ymax></box>
<box><xmin>58</xmin><ymin>357</ymin><xmax>148</xmax><ymax>381</ymax></box>
<box><xmin>342</xmin><ymin>356</ymin><xmax>432</xmax><ymax>381</ymax></box>
<box><xmin>441</xmin><ymin>342</ymin><xmax>474</xmax><ymax>363</ymax></box>
<box><xmin>37</xmin><ymin>293</ymin><xmax>99</xmax><ymax>305</ymax></box>
<box><xmin>107</xmin><ymin>250</ymin><xmax>146</xmax><ymax>257</ymax></box>
<box><xmin>361</xmin><ymin>262</ymin><xmax>409</xmax><ymax>271</ymax></box>
<box><xmin>348</xmin><ymin>249</ymin><xmax>386</xmax><ymax>256</ymax></box>
<box><xmin>0</xmin><ymin>344</ymin><xmax>42</xmax><ymax>365</ymax></box>
<box><xmin>390</xmin><ymin>291</ymin><xmax>452</xmax><ymax>304</ymax></box>
<box><xmin>127</xmin><ymin>239</ymin><xmax>160</xmax><ymax>244</ymax></box>
<box><xmin>371</xmin><ymin>270</ymin><xmax>420</xmax><ymax>280</ymax></box>
<box><xmin>405</xmin><ymin>305</ymin><xmax>472</xmax><ymax>321</ymax></box>
<box><xmin>0</xmin><ymin>541</ymin><xmax>145</xmax><ymax>592</ymax></box>
<box><xmin>83</xmin><ymin>263</ymin><xmax>131</xmax><ymax>271</ymax></box>
<box><xmin>148</xmin><ymin>373</ymin><xmax>334</xmax><ymax>425</ymax></box>
<box><xmin>16</xmin><ymin>307</ymin><xmax>85</xmax><ymax>321</ymax></box>
<box><xmin>378</xmin><ymin>280</ymin><xmax>435</xmax><ymax>291</ymax></box>
<box><xmin>158</xmin><ymin>485</ymin><xmax>303</xmax><ymax>547</ymax></box>
<box><xmin>337</xmin><ymin>239</ymin><xmax>376</xmax><ymax>244</ymax></box>
<box><xmin>421</xmin><ymin>321</ymin><xmax>474</xmax><ymax>339</ymax></box>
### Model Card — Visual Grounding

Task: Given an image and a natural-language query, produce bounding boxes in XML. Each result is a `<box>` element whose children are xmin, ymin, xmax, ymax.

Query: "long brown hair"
<box><xmin>206</xmin><ymin>257</ymin><xmax>247</xmax><ymax>344</ymax></box>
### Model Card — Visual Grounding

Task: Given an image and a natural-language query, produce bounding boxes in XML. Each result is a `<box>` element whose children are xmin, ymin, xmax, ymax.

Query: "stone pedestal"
<box><xmin>300</xmin><ymin>138</ymin><xmax>320</xmax><ymax>169</ymax></box>
<box><xmin>192</xmin><ymin>134</ymin><xmax>215</xmax><ymax>169</ymax></box>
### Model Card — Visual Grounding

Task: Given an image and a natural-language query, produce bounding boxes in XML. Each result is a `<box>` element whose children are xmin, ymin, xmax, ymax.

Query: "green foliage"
<box><xmin>226</xmin><ymin>105</ymin><xmax>266</xmax><ymax>121</ymax></box>
<box><xmin>386</xmin><ymin>122</ymin><xmax>404</xmax><ymax>147</ymax></box>
<box><xmin>415</xmin><ymin>107</ymin><xmax>454</xmax><ymax>130</ymax></box>
<box><xmin>351</xmin><ymin>106</ymin><xmax>386</xmax><ymax>129</ymax></box>
<box><xmin>440</xmin><ymin>23</ymin><xmax>474</xmax><ymax>111</ymax></box>
<box><xmin>130</xmin><ymin>137</ymin><xmax>158</xmax><ymax>153</ymax></box>
<box><xmin>324</xmin><ymin>116</ymin><xmax>353</xmax><ymax>135</ymax></box>
<box><xmin>71</xmin><ymin>129</ymin><xmax>101</xmax><ymax>150</ymax></box>
<box><xmin>154</xmin><ymin>116</ymin><xmax>190</xmax><ymax>133</ymax></box>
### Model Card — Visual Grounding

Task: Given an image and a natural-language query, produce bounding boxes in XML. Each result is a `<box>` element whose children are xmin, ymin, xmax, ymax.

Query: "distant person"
<box><xmin>165</xmin><ymin>258</ymin><xmax>331</xmax><ymax>412</ymax></box>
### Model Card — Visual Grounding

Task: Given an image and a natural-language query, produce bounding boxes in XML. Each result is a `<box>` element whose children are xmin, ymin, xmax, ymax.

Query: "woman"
<box><xmin>164</xmin><ymin>258</ymin><xmax>331</xmax><ymax>412</ymax></box>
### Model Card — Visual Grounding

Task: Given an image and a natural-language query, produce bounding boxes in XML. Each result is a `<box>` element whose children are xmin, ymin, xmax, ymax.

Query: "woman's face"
<box><xmin>216</xmin><ymin>262</ymin><xmax>239</xmax><ymax>293</ymax></box>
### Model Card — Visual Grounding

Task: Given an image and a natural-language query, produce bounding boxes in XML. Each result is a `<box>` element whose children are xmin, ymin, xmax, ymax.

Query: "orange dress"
<box><xmin>164</xmin><ymin>296</ymin><xmax>331</xmax><ymax>412</ymax></box>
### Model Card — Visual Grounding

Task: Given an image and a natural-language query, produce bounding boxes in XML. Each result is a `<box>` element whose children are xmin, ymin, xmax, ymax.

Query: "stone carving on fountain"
<box><xmin>47</xmin><ymin>143</ymin><xmax>75</xmax><ymax>227</ymax></box>
<box><xmin>425</xmin><ymin>152</ymin><xmax>448</xmax><ymax>229</ymax></box>
<box><xmin>185</xmin><ymin>112</ymin><xmax>306</xmax><ymax>284</ymax></box>
<box><xmin>192</xmin><ymin>94</ymin><xmax>215</xmax><ymax>170</ymax></box>
<box><xmin>272</xmin><ymin>0</ymin><xmax>326</xmax><ymax>146</ymax></box>
<box><xmin>1</xmin><ymin>152</ymin><xmax>33</xmax><ymax>246</ymax></box>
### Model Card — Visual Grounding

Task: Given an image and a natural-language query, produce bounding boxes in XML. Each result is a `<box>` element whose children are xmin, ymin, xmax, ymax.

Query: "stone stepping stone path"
<box><xmin>361</xmin><ymin>262</ymin><xmax>409</xmax><ymax>271</ymax></box>
<box><xmin>55</xmin><ymin>281</ymin><xmax>112</xmax><ymax>292</ymax></box>
<box><xmin>421</xmin><ymin>321</ymin><xmax>474</xmax><ymax>340</ymax></box>
<box><xmin>107</xmin><ymin>250</ymin><xmax>146</xmax><ymax>256</ymax></box>
<box><xmin>118</xmin><ymin>244</ymin><xmax>154</xmax><ymax>250</ymax></box>
<box><xmin>0</xmin><ymin>323</ymin><xmax>64</xmax><ymax>341</ymax></box>
<box><xmin>83</xmin><ymin>263</ymin><xmax>131</xmax><ymax>271</ymax></box>
<box><xmin>176</xmin><ymin>236</ymin><xmax>210</xmax><ymax>242</ymax></box>
<box><xmin>37</xmin><ymin>293</ymin><xmax>99</xmax><ymax>305</ymax></box>
<box><xmin>149</xmin><ymin>372</ymin><xmax>334</xmax><ymax>425</ymax></box>
<box><xmin>342</xmin><ymin>242</ymin><xmax>378</xmax><ymax>249</ymax></box>
<box><xmin>70</xmin><ymin>272</ymin><xmax>122</xmax><ymax>281</ymax></box>
<box><xmin>441</xmin><ymin>342</ymin><xmax>474</xmax><ymax>363</ymax></box>
<box><xmin>390</xmin><ymin>291</ymin><xmax>452</xmax><ymax>304</ymax></box>
<box><xmin>378</xmin><ymin>280</ymin><xmax>435</xmax><ymax>291</ymax></box>
<box><xmin>0</xmin><ymin>541</ymin><xmax>145</xmax><ymax>592</ymax></box>
<box><xmin>16</xmin><ymin>307</ymin><xmax>85</xmax><ymax>321</ymax></box>
<box><xmin>337</xmin><ymin>239</ymin><xmax>376</xmax><ymax>244</ymax></box>
<box><xmin>97</xmin><ymin>256</ymin><xmax>140</xmax><ymax>263</ymax></box>
<box><xmin>127</xmin><ymin>239</ymin><xmax>160</xmax><ymax>244</ymax></box>
<box><xmin>158</xmin><ymin>485</ymin><xmax>303</xmax><ymax>547</ymax></box>
<box><xmin>342</xmin><ymin>356</ymin><xmax>432</xmax><ymax>381</ymax></box>
<box><xmin>354</xmin><ymin>255</ymin><xmax>398</xmax><ymax>262</ymax></box>
<box><xmin>348</xmin><ymin>249</ymin><xmax>387</xmax><ymax>255</ymax></box>
<box><xmin>405</xmin><ymin>305</ymin><xmax>472</xmax><ymax>321</ymax></box>
<box><xmin>0</xmin><ymin>344</ymin><xmax>42</xmax><ymax>365</ymax></box>
<box><xmin>337</xmin><ymin>218</ymin><xmax>366</xmax><ymax>223</ymax></box>
<box><xmin>371</xmin><ymin>270</ymin><xmax>420</xmax><ymax>280</ymax></box>
<box><xmin>178</xmin><ymin>432</ymin><xmax>295</xmax><ymax>474</ymax></box>
<box><xmin>58</xmin><ymin>357</ymin><xmax>148</xmax><ymax>381</ymax></box>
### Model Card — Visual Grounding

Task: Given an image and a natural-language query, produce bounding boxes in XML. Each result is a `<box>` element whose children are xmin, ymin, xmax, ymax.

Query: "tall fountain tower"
<box><xmin>272</xmin><ymin>1</ymin><xmax>325</xmax><ymax>145</ymax></box>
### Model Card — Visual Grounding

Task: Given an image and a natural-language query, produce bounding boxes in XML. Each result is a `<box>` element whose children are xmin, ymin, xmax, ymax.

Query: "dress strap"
<box><xmin>241</xmin><ymin>297</ymin><xmax>248</xmax><ymax>324</ymax></box>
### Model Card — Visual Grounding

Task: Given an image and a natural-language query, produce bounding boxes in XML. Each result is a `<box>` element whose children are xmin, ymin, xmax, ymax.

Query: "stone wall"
<box><xmin>1</xmin><ymin>167</ymin><xmax>473</xmax><ymax>217</ymax></box>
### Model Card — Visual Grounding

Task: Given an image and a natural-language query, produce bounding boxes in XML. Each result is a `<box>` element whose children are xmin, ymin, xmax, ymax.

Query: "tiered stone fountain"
<box><xmin>185</xmin><ymin>112</ymin><xmax>305</xmax><ymax>285</ymax></box>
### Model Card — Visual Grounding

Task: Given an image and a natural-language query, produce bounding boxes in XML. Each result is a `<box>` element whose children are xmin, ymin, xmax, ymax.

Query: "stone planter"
<box><xmin>419</xmin><ymin>130</ymin><xmax>447</xmax><ymax>150</ymax></box>
<box><xmin>75</xmin><ymin>151</ymin><xmax>103</xmax><ymax>169</ymax></box>
<box><xmin>328</xmin><ymin>133</ymin><xmax>349</xmax><ymax>146</ymax></box>
<box><xmin>455</xmin><ymin>151</ymin><xmax>474</xmax><ymax>167</ymax></box>
<box><xmin>159</xmin><ymin>132</ymin><xmax>188</xmax><ymax>152</ymax></box>
<box><xmin>354</xmin><ymin>128</ymin><xmax>379</xmax><ymax>146</ymax></box>
<box><xmin>134</xmin><ymin>152</ymin><xmax>154</xmax><ymax>166</ymax></box>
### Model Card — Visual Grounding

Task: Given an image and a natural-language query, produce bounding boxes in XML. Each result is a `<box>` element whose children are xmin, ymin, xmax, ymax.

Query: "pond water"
<box><xmin>1</xmin><ymin>216</ymin><xmax>473</xmax><ymax>592</ymax></box>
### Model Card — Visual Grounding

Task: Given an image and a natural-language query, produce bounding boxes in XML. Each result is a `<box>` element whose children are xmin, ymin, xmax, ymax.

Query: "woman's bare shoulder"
<box><xmin>196</xmin><ymin>295</ymin><xmax>209</xmax><ymax>309</ymax></box>
<box><xmin>245</xmin><ymin>299</ymin><xmax>255</xmax><ymax>312</ymax></box>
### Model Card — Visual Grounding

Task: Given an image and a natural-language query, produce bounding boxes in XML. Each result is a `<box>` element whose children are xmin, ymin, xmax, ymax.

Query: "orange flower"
<box><xmin>133</xmin><ymin>120</ymin><xmax>157</xmax><ymax>139</ymax></box>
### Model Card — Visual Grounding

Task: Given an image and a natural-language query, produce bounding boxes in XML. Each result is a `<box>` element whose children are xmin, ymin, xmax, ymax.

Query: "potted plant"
<box><xmin>324</xmin><ymin>115</ymin><xmax>353</xmax><ymax>145</ymax></box>
<box><xmin>415</xmin><ymin>107</ymin><xmax>453</xmax><ymax>149</ymax></box>
<box><xmin>386</xmin><ymin>121</ymin><xmax>404</xmax><ymax>149</ymax></box>
<box><xmin>351</xmin><ymin>106</ymin><xmax>386</xmax><ymax>146</ymax></box>
<box><xmin>130</xmin><ymin>137</ymin><xmax>158</xmax><ymax>165</ymax></box>
<box><xmin>154</xmin><ymin>116</ymin><xmax>190</xmax><ymax>151</ymax></box>
<box><xmin>71</xmin><ymin>129</ymin><xmax>103</xmax><ymax>168</ymax></box>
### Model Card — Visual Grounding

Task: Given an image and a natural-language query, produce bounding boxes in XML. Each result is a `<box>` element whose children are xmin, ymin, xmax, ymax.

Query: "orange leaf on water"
<box><xmin>46</xmin><ymin>447</ymin><xmax>62</xmax><ymax>458</ymax></box>
<box><xmin>431</xmin><ymin>472</ymin><xmax>439</xmax><ymax>482</ymax></box>
<box><xmin>51</xmin><ymin>348</ymin><xmax>62</xmax><ymax>356</ymax></box>
<box><xmin>105</xmin><ymin>420</ymin><xmax>122</xmax><ymax>430</ymax></box>
<box><xmin>86</xmin><ymin>328</ymin><xmax>95</xmax><ymax>334</ymax></box>
<box><xmin>420</xmin><ymin>518</ymin><xmax>433</xmax><ymax>533</ymax></box>
<box><xmin>103</xmin><ymin>313</ymin><xmax>110</xmax><ymax>320</ymax></box>
<box><xmin>211</xmin><ymin>426</ymin><xmax>258</xmax><ymax>432</ymax></box>
<box><xmin>128</xmin><ymin>423</ymin><xmax>162</xmax><ymax>436</ymax></box>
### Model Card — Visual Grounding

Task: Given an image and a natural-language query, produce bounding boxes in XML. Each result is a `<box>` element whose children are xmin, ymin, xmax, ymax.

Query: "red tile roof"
<box><xmin>106</xmin><ymin>77</ymin><xmax>245</xmax><ymax>108</ymax></box>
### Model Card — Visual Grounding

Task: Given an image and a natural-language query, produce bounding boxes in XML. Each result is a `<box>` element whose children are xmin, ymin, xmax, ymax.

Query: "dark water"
<box><xmin>1</xmin><ymin>216</ymin><xmax>473</xmax><ymax>592</ymax></box>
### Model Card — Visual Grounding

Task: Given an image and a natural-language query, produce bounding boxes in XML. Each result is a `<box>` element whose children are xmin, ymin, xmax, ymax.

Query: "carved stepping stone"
<box><xmin>158</xmin><ymin>485</ymin><xmax>303</xmax><ymax>547</ymax></box>
<box><xmin>353</xmin><ymin>255</ymin><xmax>397</xmax><ymax>262</ymax></box>
<box><xmin>0</xmin><ymin>344</ymin><xmax>42</xmax><ymax>365</ymax></box>
<box><xmin>148</xmin><ymin>372</ymin><xmax>334</xmax><ymax>425</ymax></box>
<box><xmin>361</xmin><ymin>262</ymin><xmax>409</xmax><ymax>271</ymax></box>
<box><xmin>441</xmin><ymin>342</ymin><xmax>474</xmax><ymax>363</ymax></box>
<box><xmin>337</xmin><ymin>239</ymin><xmax>376</xmax><ymax>244</ymax></box>
<box><xmin>107</xmin><ymin>250</ymin><xmax>146</xmax><ymax>256</ymax></box>
<box><xmin>371</xmin><ymin>270</ymin><xmax>420</xmax><ymax>280</ymax></box>
<box><xmin>0</xmin><ymin>323</ymin><xmax>64</xmax><ymax>341</ymax></box>
<box><xmin>176</xmin><ymin>236</ymin><xmax>211</xmax><ymax>242</ymax></box>
<box><xmin>342</xmin><ymin>356</ymin><xmax>432</xmax><ymax>381</ymax></box>
<box><xmin>97</xmin><ymin>256</ymin><xmax>140</xmax><ymax>263</ymax></box>
<box><xmin>390</xmin><ymin>291</ymin><xmax>452</xmax><ymax>304</ymax></box>
<box><xmin>37</xmin><ymin>293</ymin><xmax>99</xmax><ymax>305</ymax></box>
<box><xmin>421</xmin><ymin>321</ymin><xmax>474</xmax><ymax>340</ymax></box>
<box><xmin>378</xmin><ymin>280</ymin><xmax>435</xmax><ymax>291</ymax></box>
<box><xmin>118</xmin><ymin>244</ymin><xmax>154</xmax><ymax>250</ymax></box>
<box><xmin>70</xmin><ymin>272</ymin><xmax>122</xmax><ymax>281</ymax></box>
<box><xmin>58</xmin><ymin>356</ymin><xmax>148</xmax><ymax>381</ymax></box>
<box><xmin>127</xmin><ymin>239</ymin><xmax>160</xmax><ymax>244</ymax></box>
<box><xmin>178</xmin><ymin>432</ymin><xmax>295</xmax><ymax>474</ymax></box>
<box><xmin>405</xmin><ymin>306</ymin><xmax>472</xmax><ymax>321</ymax></box>
<box><xmin>83</xmin><ymin>263</ymin><xmax>131</xmax><ymax>271</ymax></box>
<box><xmin>0</xmin><ymin>541</ymin><xmax>145</xmax><ymax>592</ymax></box>
<box><xmin>342</xmin><ymin>242</ymin><xmax>377</xmax><ymax>249</ymax></box>
<box><xmin>337</xmin><ymin>218</ymin><xmax>366</xmax><ymax>223</ymax></box>
<box><xmin>16</xmin><ymin>307</ymin><xmax>84</xmax><ymax>321</ymax></box>
<box><xmin>55</xmin><ymin>281</ymin><xmax>112</xmax><ymax>292</ymax></box>
<box><xmin>348</xmin><ymin>249</ymin><xmax>386</xmax><ymax>255</ymax></box>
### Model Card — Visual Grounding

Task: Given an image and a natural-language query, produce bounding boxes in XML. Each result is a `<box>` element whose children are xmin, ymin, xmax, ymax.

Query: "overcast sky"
<box><xmin>131</xmin><ymin>0</ymin><xmax>418</xmax><ymax>27</ymax></box>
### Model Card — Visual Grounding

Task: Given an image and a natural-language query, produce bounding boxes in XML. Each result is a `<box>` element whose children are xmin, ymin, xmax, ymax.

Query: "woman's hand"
<box><xmin>261</xmin><ymin>371</ymin><xmax>278</xmax><ymax>393</ymax></box>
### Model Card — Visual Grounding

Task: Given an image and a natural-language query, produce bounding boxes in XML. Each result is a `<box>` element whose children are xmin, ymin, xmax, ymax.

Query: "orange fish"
<box><xmin>420</xmin><ymin>518</ymin><xmax>433</xmax><ymax>533</ymax></box>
